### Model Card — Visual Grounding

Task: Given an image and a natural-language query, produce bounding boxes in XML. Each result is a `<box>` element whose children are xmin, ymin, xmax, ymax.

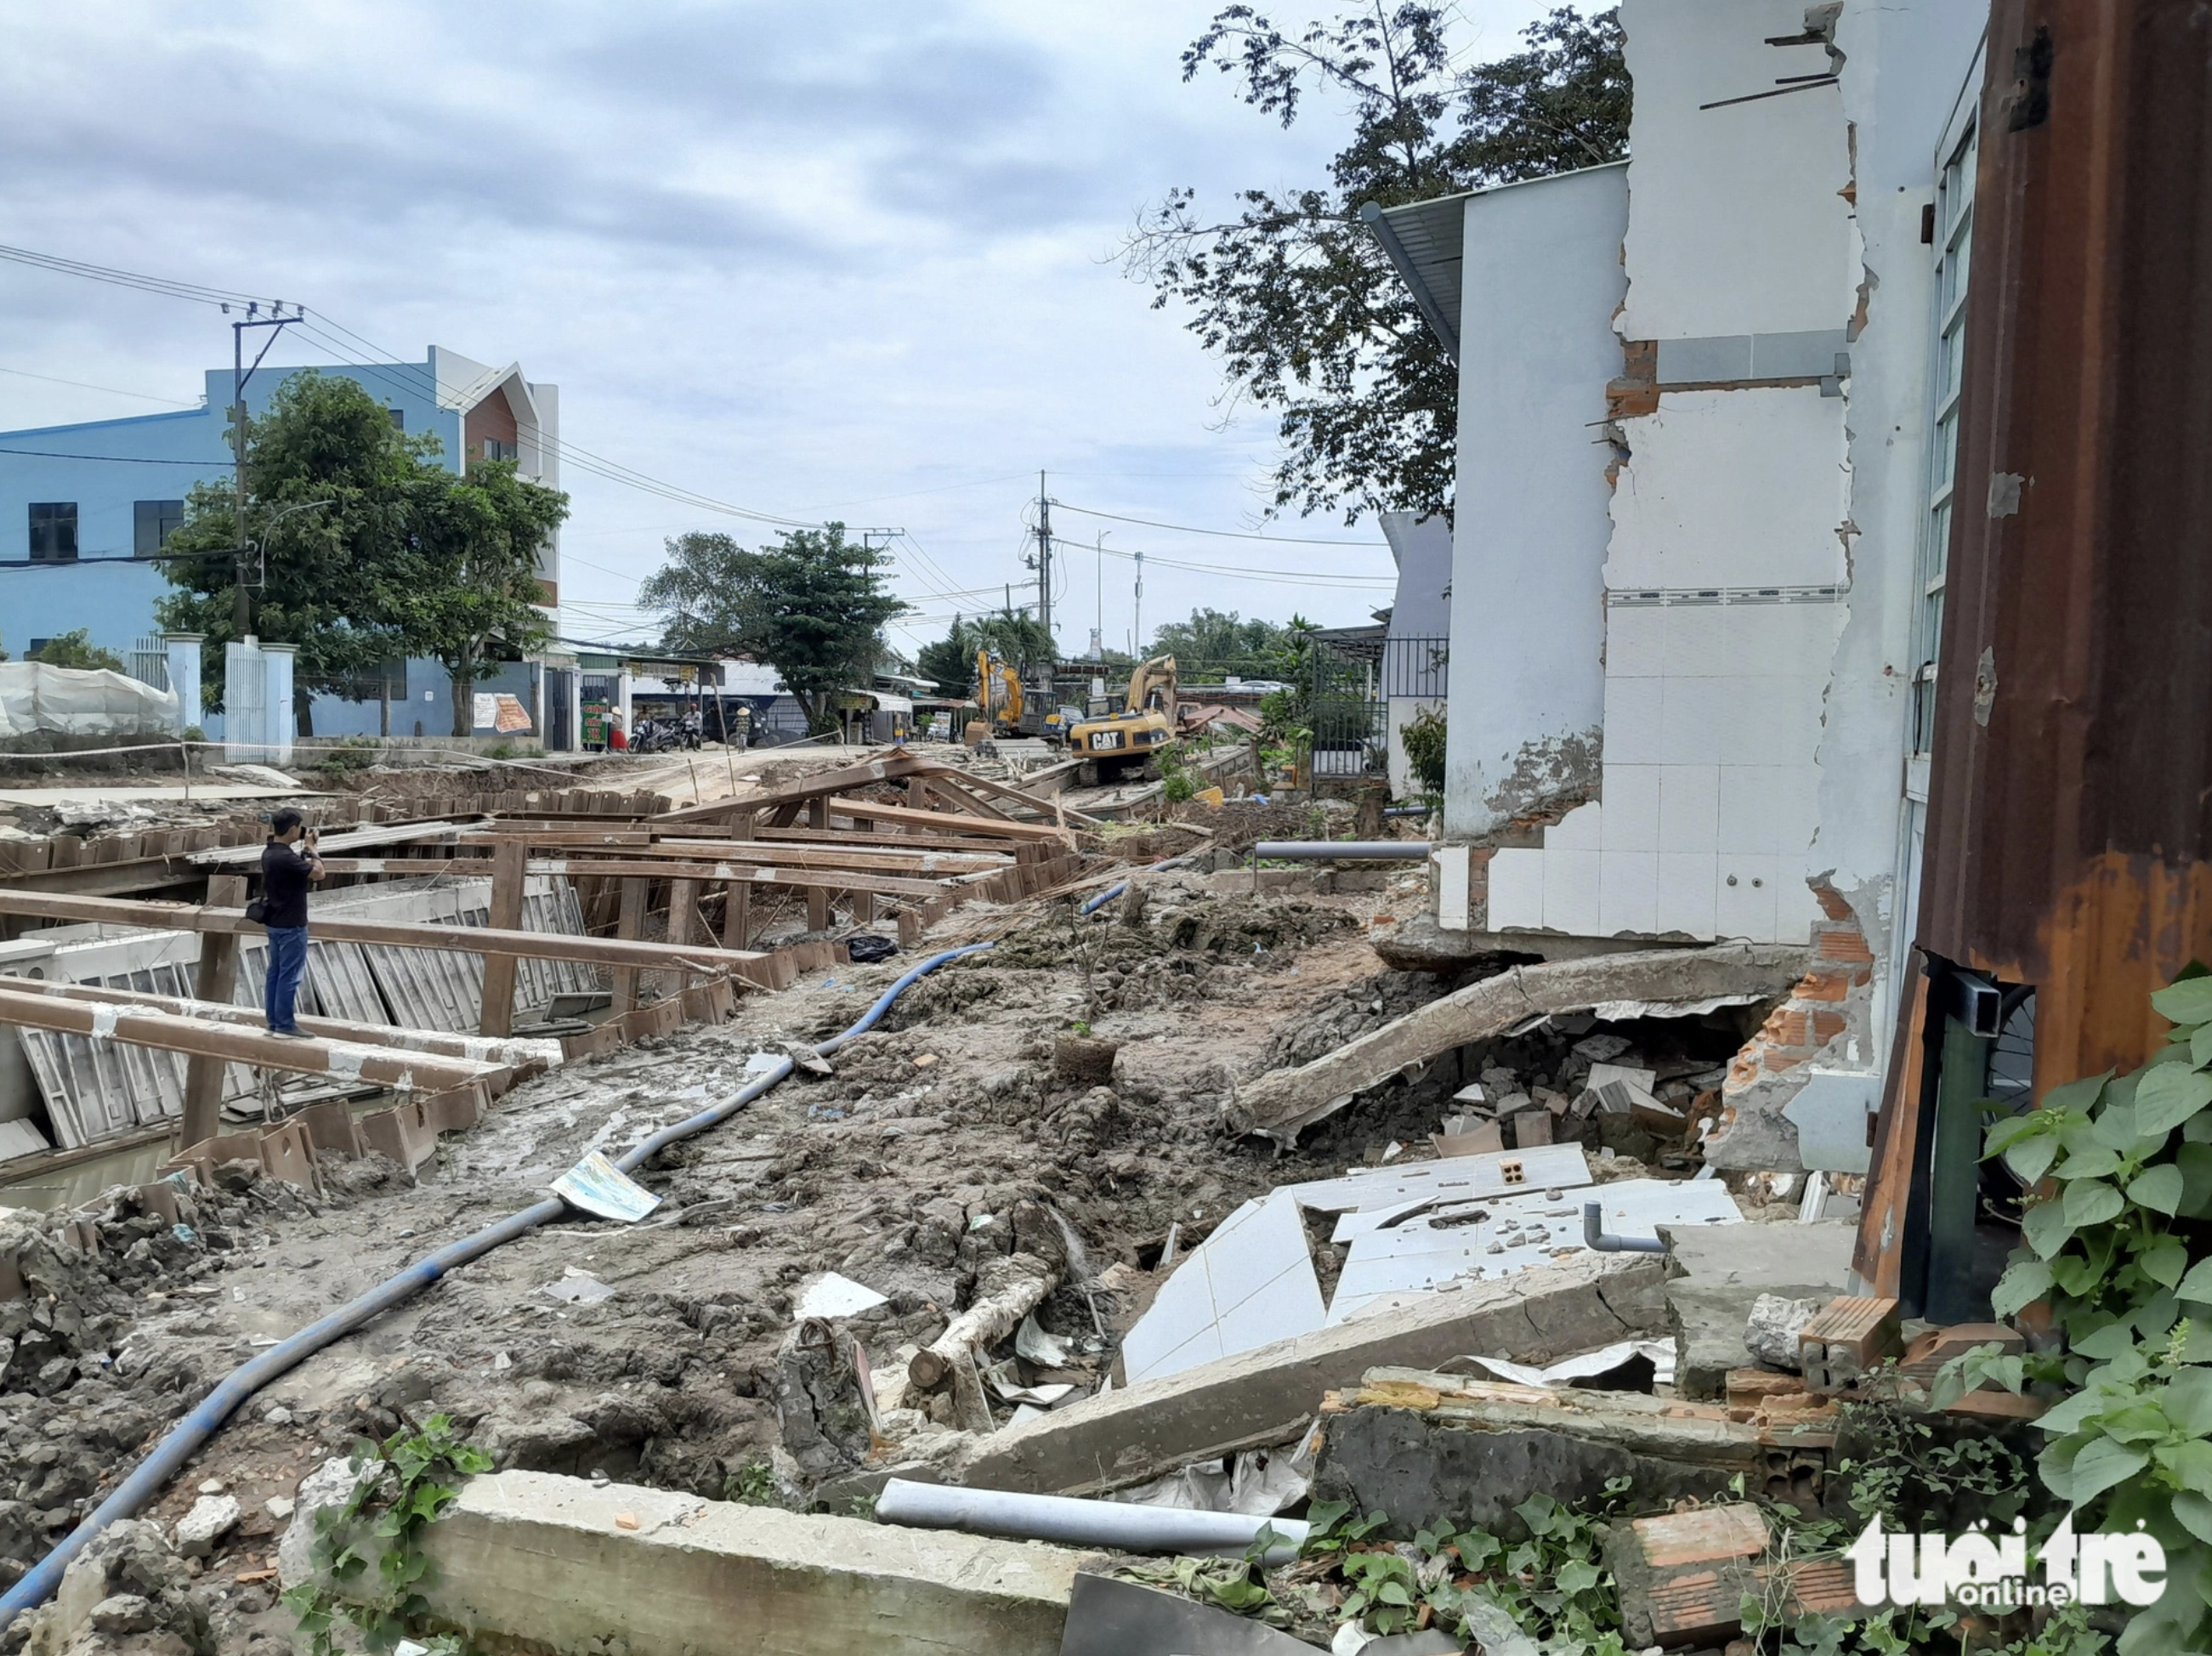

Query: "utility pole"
<box><xmin>230</xmin><ymin>306</ymin><xmax>301</xmax><ymax>636</ymax></box>
<box><xmin>1133</xmin><ymin>549</ymin><xmax>1144</xmax><ymax>662</ymax></box>
<box><xmin>1092</xmin><ymin>531</ymin><xmax>1106</xmax><ymax>663</ymax></box>
<box><xmin>1024</xmin><ymin>470</ymin><xmax>1055</xmax><ymax>703</ymax></box>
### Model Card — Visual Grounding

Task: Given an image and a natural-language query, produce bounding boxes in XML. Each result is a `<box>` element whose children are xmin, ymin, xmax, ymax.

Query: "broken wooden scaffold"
<box><xmin>0</xmin><ymin>749</ymin><xmax>1098</xmax><ymax>1190</ymax></box>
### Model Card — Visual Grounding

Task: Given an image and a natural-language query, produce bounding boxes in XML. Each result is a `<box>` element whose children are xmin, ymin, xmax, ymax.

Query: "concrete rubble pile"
<box><xmin>0</xmin><ymin>744</ymin><xmax>1941</xmax><ymax>1656</ymax></box>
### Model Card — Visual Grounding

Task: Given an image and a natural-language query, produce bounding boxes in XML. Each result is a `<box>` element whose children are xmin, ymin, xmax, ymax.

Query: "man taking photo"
<box><xmin>260</xmin><ymin>808</ymin><xmax>325</xmax><ymax>1038</ymax></box>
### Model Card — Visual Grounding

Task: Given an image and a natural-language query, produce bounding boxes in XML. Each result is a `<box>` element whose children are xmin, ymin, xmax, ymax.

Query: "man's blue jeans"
<box><xmin>264</xmin><ymin>925</ymin><xmax>309</xmax><ymax>1033</ymax></box>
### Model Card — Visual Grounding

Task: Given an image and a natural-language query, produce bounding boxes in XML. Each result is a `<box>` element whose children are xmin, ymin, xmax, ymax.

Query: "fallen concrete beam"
<box><xmin>951</xmin><ymin>1252</ymin><xmax>1665</xmax><ymax>1498</ymax></box>
<box><xmin>405</xmin><ymin>1471</ymin><xmax>1087</xmax><ymax>1656</ymax></box>
<box><xmin>0</xmin><ymin>983</ymin><xmax>507</xmax><ymax>1093</ymax></box>
<box><xmin>1225</xmin><ymin>943</ymin><xmax>1806</xmax><ymax>1142</ymax></box>
<box><xmin>0</xmin><ymin>977</ymin><xmax>564</xmax><ymax>1070</ymax></box>
<box><xmin>1311</xmin><ymin>1370</ymin><xmax>1835</xmax><ymax>1540</ymax></box>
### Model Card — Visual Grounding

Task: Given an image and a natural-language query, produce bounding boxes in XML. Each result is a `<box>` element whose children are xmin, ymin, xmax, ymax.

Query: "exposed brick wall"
<box><xmin>1723</xmin><ymin>916</ymin><xmax>1875</xmax><ymax>1092</ymax></box>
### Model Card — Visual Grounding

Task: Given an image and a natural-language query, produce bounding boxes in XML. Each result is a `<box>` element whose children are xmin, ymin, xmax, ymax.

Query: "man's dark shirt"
<box><xmin>260</xmin><ymin>840</ymin><xmax>315</xmax><ymax>929</ymax></box>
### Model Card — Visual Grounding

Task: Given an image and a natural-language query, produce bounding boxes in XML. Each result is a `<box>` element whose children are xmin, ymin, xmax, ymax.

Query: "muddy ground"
<box><xmin>0</xmin><ymin>854</ymin><xmax>1772</xmax><ymax>1653</ymax></box>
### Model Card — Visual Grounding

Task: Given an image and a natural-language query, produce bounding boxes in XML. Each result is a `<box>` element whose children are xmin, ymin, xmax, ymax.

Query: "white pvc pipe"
<box><xmin>875</xmin><ymin>1477</ymin><xmax>1307</xmax><ymax>1563</ymax></box>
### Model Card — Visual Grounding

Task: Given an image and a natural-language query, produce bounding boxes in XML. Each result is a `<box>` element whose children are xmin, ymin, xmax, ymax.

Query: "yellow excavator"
<box><xmin>964</xmin><ymin>648</ymin><xmax>1027</xmax><ymax>746</ymax></box>
<box><xmin>1067</xmin><ymin>655</ymin><xmax>1178</xmax><ymax>785</ymax></box>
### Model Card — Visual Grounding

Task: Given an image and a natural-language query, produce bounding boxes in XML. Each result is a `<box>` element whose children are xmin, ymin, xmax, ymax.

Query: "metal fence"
<box><xmin>1308</xmin><ymin>635</ymin><xmax>1448</xmax><ymax>777</ymax></box>
<box><xmin>129</xmin><ymin>637</ymin><xmax>169</xmax><ymax>692</ymax></box>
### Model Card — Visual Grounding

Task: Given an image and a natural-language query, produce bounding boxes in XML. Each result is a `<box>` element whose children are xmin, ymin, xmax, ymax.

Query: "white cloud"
<box><xmin>0</xmin><ymin>0</ymin><xmax>1556</xmax><ymax>655</ymax></box>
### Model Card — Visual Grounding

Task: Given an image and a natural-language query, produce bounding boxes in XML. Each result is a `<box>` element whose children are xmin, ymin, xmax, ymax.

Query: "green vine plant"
<box><xmin>1932</xmin><ymin>969</ymin><xmax>2212</xmax><ymax>1655</ymax></box>
<box><xmin>281</xmin><ymin>1415</ymin><xmax>493</xmax><ymax>1656</ymax></box>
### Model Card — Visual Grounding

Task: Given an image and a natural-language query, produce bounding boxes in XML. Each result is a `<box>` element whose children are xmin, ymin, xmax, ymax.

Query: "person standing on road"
<box><xmin>260</xmin><ymin>808</ymin><xmax>324</xmax><ymax>1038</ymax></box>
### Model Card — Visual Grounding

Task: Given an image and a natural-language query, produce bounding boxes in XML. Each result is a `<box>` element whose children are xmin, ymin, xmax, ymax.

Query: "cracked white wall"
<box><xmin>1488</xmin><ymin>0</ymin><xmax>1864</xmax><ymax>945</ymax></box>
<box><xmin>1442</xmin><ymin>162</ymin><xmax>1627</xmax><ymax>842</ymax></box>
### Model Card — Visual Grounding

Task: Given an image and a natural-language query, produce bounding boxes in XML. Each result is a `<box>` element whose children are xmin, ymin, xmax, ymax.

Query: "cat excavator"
<box><xmin>1066</xmin><ymin>655</ymin><xmax>1178</xmax><ymax>785</ymax></box>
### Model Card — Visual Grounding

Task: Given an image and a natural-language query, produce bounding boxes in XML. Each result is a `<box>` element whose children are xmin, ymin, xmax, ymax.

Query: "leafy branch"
<box><xmin>281</xmin><ymin>1415</ymin><xmax>492</xmax><ymax>1656</ymax></box>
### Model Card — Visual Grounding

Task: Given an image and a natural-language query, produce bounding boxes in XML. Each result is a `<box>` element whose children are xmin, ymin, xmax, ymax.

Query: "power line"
<box><xmin>1051</xmin><ymin>500</ymin><xmax>1389</xmax><ymax>547</ymax></box>
<box><xmin>0</xmin><ymin>365</ymin><xmax>199</xmax><ymax>407</ymax></box>
<box><xmin>1049</xmin><ymin>534</ymin><xmax>1394</xmax><ymax>589</ymax></box>
<box><xmin>0</xmin><ymin>447</ymin><xmax>224</xmax><ymax>465</ymax></box>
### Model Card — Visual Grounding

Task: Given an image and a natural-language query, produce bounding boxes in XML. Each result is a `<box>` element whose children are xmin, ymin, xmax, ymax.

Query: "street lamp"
<box><xmin>247</xmin><ymin>499</ymin><xmax>335</xmax><ymax>591</ymax></box>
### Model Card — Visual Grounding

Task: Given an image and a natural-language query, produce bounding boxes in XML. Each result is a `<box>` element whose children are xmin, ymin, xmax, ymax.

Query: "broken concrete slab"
<box><xmin>1058</xmin><ymin>1572</ymin><xmax>1317</xmax><ymax>1656</ymax></box>
<box><xmin>1227</xmin><ymin>944</ymin><xmax>1806</xmax><ymax>1143</ymax></box>
<box><xmin>1659</xmin><ymin>1219</ymin><xmax>1856</xmax><ymax>1399</ymax></box>
<box><xmin>1328</xmin><ymin>1178</ymin><xmax>1738</xmax><ymax>1325</ymax></box>
<box><xmin>402</xmin><ymin>1471</ymin><xmax>1088</xmax><ymax>1656</ymax></box>
<box><xmin>951</xmin><ymin>1253</ymin><xmax>1666</xmax><ymax>1498</ymax></box>
<box><xmin>1313</xmin><ymin>1370</ymin><xmax>1832</xmax><ymax>1539</ymax></box>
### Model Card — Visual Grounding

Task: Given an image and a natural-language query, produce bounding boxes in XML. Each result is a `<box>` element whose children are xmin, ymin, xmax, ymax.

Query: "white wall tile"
<box><xmin>1718</xmin><ymin>763</ymin><xmax>1818</xmax><ymax>854</ymax></box>
<box><xmin>1656</xmin><ymin>852</ymin><xmax>1719</xmax><ymax>936</ymax></box>
<box><xmin>1773</xmin><ymin>866</ymin><xmax>1824</xmax><ymax>946</ymax></box>
<box><xmin>1658</xmin><ymin>763</ymin><xmax>1721</xmax><ymax>853</ymax></box>
<box><xmin>1724</xmin><ymin>600</ymin><xmax>1844</xmax><ymax>678</ymax></box>
<box><xmin>1659</xmin><ymin>676</ymin><xmax>1730</xmax><ymax>765</ymax></box>
<box><xmin>1547</xmin><ymin>801</ymin><xmax>1603</xmax><ymax>852</ymax></box>
<box><xmin>1600</xmin><ymin>764</ymin><xmax>1663</xmax><ymax>851</ymax></box>
<box><xmin>1604</xmin><ymin>605</ymin><xmax>1666</xmax><ymax>678</ymax></box>
<box><xmin>1735</xmin><ymin>675</ymin><xmax>1827</xmax><ymax>764</ymax></box>
<box><xmin>1603</xmin><ymin>673</ymin><xmax>1665</xmax><ymax>763</ymax></box>
<box><xmin>1659</xmin><ymin>604</ymin><xmax>1731</xmax><ymax>678</ymax></box>
<box><xmin>1487</xmin><ymin>848</ymin><xmax>1546</xmax><ymax>929</ymax></box>
<box><xmin>1716</xmin><ymin>854</ymin><xmax>1781</xmax><ymax>942</ymax></box>
<box><xmin>1600</xmin><ymin>850</ymin><xmax>1659</xmax><ymax>935</ymax></box>
<box><xmin>1543</xmin><ymin>848</ymin><xmax>1602</xmax><ymax>935</ymax></box>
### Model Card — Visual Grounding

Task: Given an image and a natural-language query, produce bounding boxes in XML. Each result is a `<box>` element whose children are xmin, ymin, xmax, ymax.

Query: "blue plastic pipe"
<box><xmin>1077</xmin><ymin>882</ymin><xmax>1126</xmax><ymax>916</ymax></box>
<box><xmin>0</xmin><ymin>942</ymin><xmax>995</xmax><ymax>1625</ymax></box>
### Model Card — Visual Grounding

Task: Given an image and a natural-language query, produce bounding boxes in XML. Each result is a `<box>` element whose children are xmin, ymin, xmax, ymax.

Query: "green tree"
<box><xmin>1125</xmin><ymin>4</ymin><xmax>1628</xmax><ymax>523</ymax></box>
<box><xmin>915</xmin><ymin>610</ymin><xmax>1058</xmax><ymax>697</ymax></box>
<box><xmin>385</xmin><ymin>458</ymin><xmax>570</xmax><ymax>737</ymax></box>
<box><xmin>24</xmin><ymin>629</ymin><xmax>128</xmax><ymax>672</ymax></box>
<box><xmin>638</xmin><ymin>524</ymin><xmax>905</xmax><ymax>732</ymax></box>
<box><xmin>1147</xmin><ymin>607</ymin><xmax>1295</xmax><ymax>678</ymax></box>
<box><xmin>155</xmin><ymin>371</ymin><xmax>419</xmax><ymax>732</ymax></box>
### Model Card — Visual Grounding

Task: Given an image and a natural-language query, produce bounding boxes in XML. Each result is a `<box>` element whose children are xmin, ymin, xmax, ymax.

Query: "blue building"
<box><xmin>0</xmin><ymin>345</ymin><xmax>568</xmax><ymax>741</ymax></box>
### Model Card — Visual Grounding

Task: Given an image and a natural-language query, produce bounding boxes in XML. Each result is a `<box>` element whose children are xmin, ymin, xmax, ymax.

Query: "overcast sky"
<box><xmin>0</xmin><ymin>1</ymin><xmax>1551</xmax><ymax>661</ymax></box>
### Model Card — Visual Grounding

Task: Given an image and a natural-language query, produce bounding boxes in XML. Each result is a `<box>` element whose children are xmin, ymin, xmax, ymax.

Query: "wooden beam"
<box><xmin>611</xmin><ymin>876</ymin><xmax>647</xmax><ymax>1012</ymax></box>
<box><xmin>189</xmin><ymin>818</ymin><xmax>485</xmax><ymax>867</ymax></box>
<box><xmin>656</xmin><ymin>750</ymin><xmax>928</xmax><ymax>825</ymax></box>
<box><xmin>0</xmin><ymin>891</ymin><xmax>769</xmax><ymax>977</ymax></box>
<box><xmin>926</xmin><ymin>775</ymin><xmax>1016</xmax><ymax>823</ymax></box>
<box><xmin>465</xmin><ymin>832</ymin><xmax>1009</xmax><ymax>875</ymax></box>
<box><xmin>12</xmin><ymin>978</ymin><xmax>564</xmax><ymax>1069</ymax></box>
<box><xmin>180</xmin><ymin>873</ymin><xmax>246</xmax><ymax>1149</ymax></box>
<box><xmin>0</xmin><ymin>983</ymin><xmax>505</xmax><ymax>1092</ymax></box>
<box><xmin>314</xmin><ymin>856</ymin><xmax>956</xmax><ymax>900</ymax></box>
<box><xmin>477</xmin><ymin>838</ymin><xmax>529</xmax><ymax>1038</ymax></box>
<box><xmin>723</xmin><ymin>878</ymin><xmax>752</xmax><ymax>950</ymax></box>
<box><xmin>668</xmin><ymin>877</ymin><xmax>703</xmax><ymax>990</ymax></box>
<box><xmin>822</xmin><ymin>798</ymin><xmax>1073</xmax><ymax>845</ymax></box>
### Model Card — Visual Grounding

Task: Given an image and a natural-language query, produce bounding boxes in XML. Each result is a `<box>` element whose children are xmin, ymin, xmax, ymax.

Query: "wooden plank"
<box><xmin>189</xmin><ymin>818</ymin><xmax>485</xmax><ymax>866</ymax></box>
<box><xmin>723</xmin><ymin>878</ymin><xmax>752</xmax><ymax>950</ymax></box>
<box><xmin>611</xmin><ymin>876</ymin><xmax>647</xmax><ymax>1013</ymax></box>
<box><xmin>180</xmin><ymin>873</ymin><xmax>247</xmax><ymax>1149</ymax></box>
<box><xmin>11</xmin><ymin>978</ymin><xmax>559</xmax><ymax>1071</ymax></box>
<box><xmin>668</xmin><ymin>877</ymin><xmax>703</xmax><ymax>989</ymax></box>
<box><xmin>821</xmin><ymin>798</ymin><xmax>1072</xmax><ymax>845</ymax></box>
<box><xmin>314</xmin><ymin>856</ymin><xmax>956</xmax><ymax>900</ymax></box>
<box><xmin>477</xmin><ymin>838</ymin><xmax>528</xmax><ymax>1038</ymax></box>
<box><xmin>0</xmin><ymin>984</ymin><xmax>504</xmax><ymax>1092</ymax></box>
<box><xmin>0</xmin><ymin>890</ymin><xmax>769</xmax><ymax>975</ymax></box>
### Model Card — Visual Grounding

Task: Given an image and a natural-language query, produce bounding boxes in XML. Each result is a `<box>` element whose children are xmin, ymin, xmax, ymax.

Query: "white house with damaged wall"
<box><xmin>1367</xmin><ymin>0</ymin><xmax>1987</xmax><ymax>1172</ymax></box>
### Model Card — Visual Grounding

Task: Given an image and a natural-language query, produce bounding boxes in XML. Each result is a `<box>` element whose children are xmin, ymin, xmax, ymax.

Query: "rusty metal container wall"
<box><xmin>1914</xmin><ymin>0</ymin><xmax>2212</xmax><ymax>1092</ymax></box>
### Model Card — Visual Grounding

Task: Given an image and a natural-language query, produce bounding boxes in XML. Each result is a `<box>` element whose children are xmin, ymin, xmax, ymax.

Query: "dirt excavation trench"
<box><xmin>0</xmin><ymin>863</ymin><xmax>1790</xmax><ymax>1653</ymax></box>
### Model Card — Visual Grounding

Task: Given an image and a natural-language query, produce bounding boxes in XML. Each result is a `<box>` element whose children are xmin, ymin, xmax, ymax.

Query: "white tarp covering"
<box><xmin>0</xmin><ymin>663</ymin><xmax>179</xmax><ymax>740</ymax></box>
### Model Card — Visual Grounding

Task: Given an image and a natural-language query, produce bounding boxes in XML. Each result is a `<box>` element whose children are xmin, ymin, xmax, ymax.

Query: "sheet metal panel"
<box><xmin>1911</xmin><ymin>0</ymin><xmax>2212</xmax><ymax>1090</ymax></box>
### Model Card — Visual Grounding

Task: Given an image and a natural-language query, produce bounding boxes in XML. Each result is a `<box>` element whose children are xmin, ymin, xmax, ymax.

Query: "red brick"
<box><xmin>1795</xmin><ymin>968</ymin><xmax>1852</xmax><ymax>1002</ymax></box>
<box><xmin>1811</xmin><ymin>1010</ymin><xmax>1846</xmax><ymax>1043</ymax></box>
<box><xmin>1815</xmin><ymin>927</ymin><xmax>1875</xmax><ymax>964</ymax></box>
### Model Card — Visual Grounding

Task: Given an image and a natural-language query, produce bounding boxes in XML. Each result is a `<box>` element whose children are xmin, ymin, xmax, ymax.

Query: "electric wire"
<box><xmin>1051</xmin><ymin>500</ymin><xmax>1389</xmax><ymax>547</ymax></box>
